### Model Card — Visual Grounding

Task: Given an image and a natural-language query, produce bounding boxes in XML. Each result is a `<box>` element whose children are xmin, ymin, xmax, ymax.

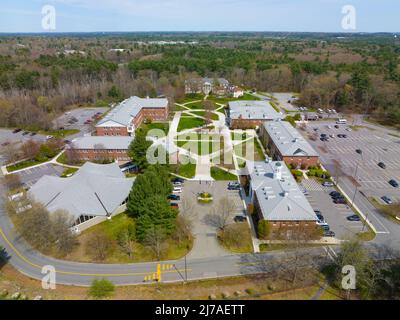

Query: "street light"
<box><xmin>351</xmin><ymin>149</ymin><xmax>363</xmax><ymax>207</ymax></box>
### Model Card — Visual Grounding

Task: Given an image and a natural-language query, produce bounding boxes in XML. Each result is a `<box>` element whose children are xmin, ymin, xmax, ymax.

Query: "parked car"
<box><xmin>322</xmin><ymin>181</ymin><xmax>334</xmax><ymax>187</ymax></box>
<box><xmin>346</xmin><ymin>128</ymin><xmax>352</xmax><ymax>132</ymax></box>
<box><xmin>30</xmin><ymin>132</ymin><xmax>37</xmax><ymax>136</ymax></box>
<box><xmin>64</xmin><ymin>140</ymin><xmax>71</xmax><ymax>144</ymax></box>
<box><xmin>170</xmin><ymin>203</ymin><xmax>179</xmax><ymax>208</ymax></box>
<box><xmin>22</xmin><ymin>131</ymin><xmax>30</xmax><ymax>136</ymax></box>
<box><xmin>234</xmin><ymin>216</ymin><xmax>247</xmax><ymax>223</ymax></box>
<box><xmin>12</xmin><ymin>128</ymin><xmax>22</xmax><ymax>133</ymax></box>
<box><xmin>329</xmin><ymin>134</ymin><xmax>335</xmax><ymax>138</ymax></box>
<box><xmin>389</xmin><ymin>179</ymin><xmax>399</xmax><ymax>188</ymax></box>
<box><xmin>46</xmin><ymin>135</ymin><xmax>54</xmax><ymax>140</ymax></box>
<box><xmin>381</xmin><ymin>196</ymin><xmax>393</xmax><ymax>205</ymax></box>
<box><xmin>314</xmin><ymin>211</ymin><xmax>325</xmax><ymax>222</ymax></box>
<box><xmin>334</xmin><ymin>125</ymin><xmax>339</xmax><ymax>129</ymax></box>
<box><xmin>1</xmin><ymin>142</ymin><xmax>10</xmax><ymax>147</ymax></box>
<box><xmin>356</xmin><ymin>149</ymin><xmax>362</xmax><ymax>154</ymax></box>
<box><xmin>168</xmin><ymin>194</ymin><xmax>181</xmax><ymax>201</ymax></box>
<box><xmin>324</xmin><ymin>230</ymin><xmax>336</xmax><ymax>237</ymax></box>
<box><xmin>317</xmin><ymin>222</ymin><xmax>330</xmax><ymax>231</ymax></box>
<box><xmin>330</xmin><ymin>191</ymin><xmax>341</xmax><ymax>197</ymax></box>
<box><xmin>378</xmin><ymin>162</ymin><xmax>386</xmax><ymax>169</ymax></box>
<box><xmin>334</xmin><ymin>198</ymin><xmax>347</xmax><ymax>204</ymax></box>
<box><xmin>347</xmin><ymin>215</ymin><xmax>361</xmax><ymax>222</ymax></box>
<box><xmin>172</xmin><ymin>177</ymin><xmax>185</xmax><ymax>184</ymax></box>
<box><xmin>173</xmin><ymin>187</ymin><xmax>183</xmax><ymax>193</ymax></box>
<box><xmin>320</xmin><ymin>134</ymin><xmax>327</xmax><ymax>138</ymax></box>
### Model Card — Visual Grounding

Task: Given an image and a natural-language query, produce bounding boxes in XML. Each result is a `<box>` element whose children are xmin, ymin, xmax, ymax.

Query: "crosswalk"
<box><xmin>301</xmin><ymin>179</ymin><xmax>325</xmax><ymax>192</ymax></box>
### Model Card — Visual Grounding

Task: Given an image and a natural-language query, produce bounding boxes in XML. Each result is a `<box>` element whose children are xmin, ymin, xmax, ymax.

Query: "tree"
<box><xmin>21</xmin><ymin>140</ymin><xmax>40</xmax><ymax>160</ymax></box>
<box><xmin>144</xmin><ymin>225</ymin><xmax>167</xmax><ymax>260</ymax></box>
<box><xmin>86</xmin><ymin>232</ymin><xmax>112</xmax><ymax>261</ymax></box>
<box><xmin>116</xmin><ymin>224</ymin><xmax>136</xmax><ymax>258</ymax></box>
<box><xmin>209</xmin><ymin>197</ymin><xmax>235</xmax><ymax>230</ymax></box>
<box><xmin>2</xmin><ymin>174</ymin><xmax>22</xmax><ymax>191</ymax></box>
<box><xmin>108</xmin><ymin>85</ymin><xmax>122</xmax><ymax>100</ymax></box>
<box><xmin>51</xmin><ymin>210</ymin><xmax>77</xmax><ymax>256</ymax></box>
<box><xmin>128</xmin><ymin>129</ymin><xmax>152</xmax><ymax>171</ymax></box>
<box><xmin>89</xmin><ymin>278</ymin><xmax>115</xmax><ymax>299</ymax></box>
<box><xmin>258</xmin><ymin>220</ymin><xmax>272</xmax><ymax>239</ymax></box>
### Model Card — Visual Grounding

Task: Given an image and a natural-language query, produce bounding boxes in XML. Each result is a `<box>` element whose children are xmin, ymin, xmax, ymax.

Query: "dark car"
<box><xmin>356</xmin><ymin>149</ymin><xmax>362</xmax><ymax>154</ymax></box>
<box><xmin>316</xmin><ymin>213</ymin><xmax>324</xmax><ymax>222</ymax></box>
<box><xmin>320</xmin><ymin>137</ymin><xmax>329</xmax><ymax>142</ymax></box>
<box><xmin>324</xmin><ymin>230</ymin><xmax>336</xmax><ymax>237</ymax></box>
<box><xmin>172</xmin><ymin>177</ymin><xmax>185</xmax><ymax>184</ymax></box>
<box><xmin>234</xmin><ymin>216</ymin><xmax>247</xmax><ymax>223</ymax></box>
<box><xmin>64</xmin><ymin>139</ymin><xmax>72</xmax><ymax>144</ymax></box>
<box><xmin>381</xmin><ymin>196</ymin><xmax>393</xmax><ymax>205</ymax></box>
<box><xmin>330</xmin><ymin>191</ymin><xmax>341</xmax><ymax>197</ymax></box>
<box><xmin>389</xmin><ymin>179</ymin><xmax>399</xmax><ymax>188</ymax></box>
<box><xmin>334</xmin><ymin>125</ymin><xmax>339</xmax><ymax>129</ymax></box>
<box><xmin>13</xmin><ymin>128</ymin><xmax>22</xmax><ymax>133</ymax></box>
<box><xmin>320</xmin><ymin>134</ymin><xmax>327</xmax><ymax>138</ymax></box>
<box><xmin>168</xmin><ymin>194</ymin><xmax>181</xmax><ymax>201</ymax></box>
<box><xmin>334</xmin><ymin>198</ymin><xmax>347</xmax><ymax>204</ymax></box>
<box><xmin>347</xmin><ymin>215</ymin><xmax>361</xmax><ymax>222</ymax></box>
<box><xmin>22</xmin><ymin>131</ymin><xmax>30</xmax><ymax>136</ymax></box>
<box><xmin>378</xmin><ymin>162</ymin><xmax>386</xmax><ymax>169</ymax></box>
<box><xmin>331</xmin><ymin>193</ymin><xmax>345</xmax><ymax>199</ymax></box>
<box><xmin>29</xmin><ymin>132</ymin><xmax>37</xmax><ymax>136</ymax></box>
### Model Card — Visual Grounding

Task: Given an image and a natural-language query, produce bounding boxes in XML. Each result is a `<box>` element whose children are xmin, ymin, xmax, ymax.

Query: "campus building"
<box><xmin>227</xmin><ymin>100</ymin><xmax>282</xmax><ymax>129</ymax></box>
<box><xmin>260</xmin><ymin>120</ymin><xmax>319</xmax><ymax>169</ymax></box>
<box><xmin>185</xmin><ymin>78</ymin><xmax>243</xmax><ymax>97</ymax></box>
<box><xmin>242</xmin><ymin>160</ymin><xmax>317</xmax><ymax>239</ymax></box>
<box><xmin>29</xmin><ymin>162</ymin><xmax>135</xmax><ymax>232</ymax></box>
<box><xmin>66</xmin><ymin>136</ymin><xmax>133</xmax><ymax>162</ymax></box>
<box><xmin>96</xmin><ymin>96</ymin><xmax>169</xmax><ymax>137</ymax></box>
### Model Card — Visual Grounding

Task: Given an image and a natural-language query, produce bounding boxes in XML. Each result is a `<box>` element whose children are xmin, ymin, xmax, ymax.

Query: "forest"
<box><xmin>0</xmin><ymin>32</ymin><xmax>399</xmax><ymax>130</ymax></box>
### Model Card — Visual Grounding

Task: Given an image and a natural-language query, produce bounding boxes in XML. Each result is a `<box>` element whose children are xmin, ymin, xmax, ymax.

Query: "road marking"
<box><xmin>0</xmin><ymin>227</ymin><xmax>190</xmax><ymax>278</ymax></box>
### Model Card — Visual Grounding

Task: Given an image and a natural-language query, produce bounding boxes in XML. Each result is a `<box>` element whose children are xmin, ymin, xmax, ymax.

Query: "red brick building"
<box><xmin>260</xmin><ymin>120</ymin><xmax>319</xmax><ymax>169</ymax></box>
<box><xmin>96</xmin><ymin>96</ymin><xmax>169</xmax><ymax>137</ymax></box>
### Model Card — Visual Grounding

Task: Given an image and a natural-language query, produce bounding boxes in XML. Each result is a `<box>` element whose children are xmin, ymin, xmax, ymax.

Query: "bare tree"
<box><xmin>2</xmin><ymin>174</ymin><xmax>22</xmax><ymax>191</ymax></box>
<box><xmin>51</xmin><ymin>210</ymin><xmax>77</xmax><ymax>256</ymax></box>
<box><xmin>207</xmin><ymin>197</ymin><xmax>236</xmax><ymax>230</ymax></box>
<box><xmin>86</xmin><ymin>232</ymin><xmax>112</xmax><ymax>261</ymax></box>
<box><xmin>117</xmin><ymin>225</ymin><xmax>135</xmax><ymax>258</ymax></box>
<box><xmin>144</xmin><ymin>225</ymin><xmax>167</xmax><ymax>260</ymax></box>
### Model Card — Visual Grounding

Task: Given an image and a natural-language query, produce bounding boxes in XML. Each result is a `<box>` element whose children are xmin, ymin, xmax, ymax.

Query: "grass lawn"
<box><xmin>61</xmin><ymin>167</ymin><xmax>79</xmax><ymax>177</ymax></box>
<box><xmin>231</xmin><ymin>132</ymin><xmax>249</xmax><ymax>141</ymax></box>
<box><xmin>176</xmin><ymin>140</ymin><xmax>221</xmax><ymax>155</ymax></box>
<box><xmin>368</xmin><ymin>197</ymin><xmax>400</xmax><ymax>224</ymax></box>
<box><xmin>211</xmin><ymin>167</ymin><xmax>237</xmax><ymax>181</ymax></box>
<box><xmin>38</xmin><ymin>129</ymin><xmax>80</xmax><ymax>138</ymax></box>
<box><xmin>218</xmin><ymin>223</ymin><xmax>253</xmax><ymax>253</ymax></box>
<box><xmin>177</xmin><ymin>94</ymin><xmax>204</xmax><ymax>104</ymax></box>
<box><xmin>56</xmin><ymin>152</ymin><xmax>84</xmax><ymax>166</ymax></box>
<box><xmin>170</xmin><ymin>156</ymin><xmax>197</xmax><ymax>179</ymax></box>
<box><xmin>66</xmin><ymin>213</ymin><xmax>192</xmax><ymax>264</ymax></box>
<box><xmin>177</xmin><ymin>117</ymin><xmax>207</xmax><ymax>132</ymax></box>
<box><xmin>141</xmin><ymin>122</ymin><xmax>170</xmax><ymax>136</ymax></box>
<box><xmin>233</xmin><ymin>138</ymin><xmax>266</xmax><ymax>162</ymax></box>
<box><xmin>6</xmin><ymin>158</ymin><xmax>49</xmax><ymax>172</ymax></box>
<box><xmin>188</xmin><ymin>111</ymin><xmax>219</xmax><ymax>121</ymax></box>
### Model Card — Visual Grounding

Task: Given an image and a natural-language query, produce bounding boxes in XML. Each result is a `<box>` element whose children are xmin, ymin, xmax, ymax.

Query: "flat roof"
<box><xmin>97</xmin><ymin>96</ymin><xmax>168</xmax><ymax>128</ymax></box>
<box><xmin>228</xmin><ymin>101</ymin><xmax>282</xmax><ymax>121</ymax></box>
<box><xmin>248</xmin><ymin>161</ymin><xmax>316</xmax><ymax>222</ymax></box>
<box><xmin>263</xmin><ymin>120</ymin><xmax>319</xmax><ymax>157</ymax></box>
<box><xmin>70</xmin><ymin>136</ymin><xmax>133</xmax><ymax>150</ymax></box>
<box><xmin>29</xmin><ymin>162</ymin><xmax>135</xmax><ymax>219</ymax></box>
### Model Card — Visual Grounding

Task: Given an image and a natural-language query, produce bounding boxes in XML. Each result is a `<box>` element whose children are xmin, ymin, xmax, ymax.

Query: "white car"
<box><xmin>173</xmin><ymin>187</ymin><xmax>183</xmax><ymax>193</ymax></box>
<box><xmin>46</xmin><ymin>135</ymin><xmax>54</xmax><ymax>140</ymax></box>
<box><xmin>346</xmin><ymin>128</ymin><xmax>352</xmax><ymax>132</ymax></box>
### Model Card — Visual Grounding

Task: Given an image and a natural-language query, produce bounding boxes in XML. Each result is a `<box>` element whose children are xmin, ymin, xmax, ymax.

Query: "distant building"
<box><xmin>29</xmin><ymin>162</ymin><xmax>135</xmax><ymax>232</ymax></box>
<box><xmin>242</xmin><ymin>160</ymin><xmax>317</xmax><ymax>239</ymax></box>
<box><xmin>66</xmin><ymin>136</ymin><xmax>133</xmax><ymax>162</ymax></box>
<box><xmin>260</xmin><ymin>120</ymin><xmax>319</xmax><ymax>169</ymax></box>
<box><xmin>96</xmin><ymin>96</ymin><xmax>169</xmax><ymax>137</ymax></box>
<box><xmin>227</xmin><ymin>101</ymin><xmax>283</xmax><ymax>129</ymax></box>
<box><xmin>185</xmin><ymin>78</ymin><xmax>242</xmax><ymax>97</ymax></box>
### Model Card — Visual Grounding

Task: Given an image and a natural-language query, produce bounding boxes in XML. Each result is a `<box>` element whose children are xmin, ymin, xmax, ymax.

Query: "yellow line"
<box><xmin>0</xmin><ymin>227</ymin><xmax>190</xmax><ymax>278</ymax></box>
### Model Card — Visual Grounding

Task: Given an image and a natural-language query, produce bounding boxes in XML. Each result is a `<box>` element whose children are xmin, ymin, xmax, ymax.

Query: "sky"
<box><xmin>0</xmin><ymin>0</ymin><xmax>399</xmax><ymax>33</ymax></box>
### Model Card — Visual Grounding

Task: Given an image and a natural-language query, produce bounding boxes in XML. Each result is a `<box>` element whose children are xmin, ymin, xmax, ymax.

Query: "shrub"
<box><xmin>258</xmin><ymin>220</ymin><xmax>272</xmax><ymax>239</ymax></box>
<box><xmin>89</xmin><ymin>278</ymin><xmax>115</xmax><ymax>299</ymax></box>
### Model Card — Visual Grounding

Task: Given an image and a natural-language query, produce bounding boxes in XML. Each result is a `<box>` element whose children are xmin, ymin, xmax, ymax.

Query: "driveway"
<box><xmin>183</xmin><ymin>181</ymin><xmax>244</xmax><ymax>259</ymax></box>
<box><xmin>15</xmin><ymin>163</ymin><xmax>65</xmax><ymax>188</ymax></box>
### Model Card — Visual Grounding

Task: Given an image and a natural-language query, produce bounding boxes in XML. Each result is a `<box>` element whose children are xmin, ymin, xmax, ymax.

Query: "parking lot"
<box><xmin>0</xmin><ymin>128</ymin><xmax>47</xmax><ymax>147</ymax></box>
<box><xmin>301</xmin><ymin>179</ymin><xmax>365</xmax><ymax>239</ymax></box>
<box><xmin>303</xmin><ymin>121</ymin><xmax>400</xmax><ymax>204</ymax></box>
<box><xmin>174</xmin><ymin>180</ymin><xmax>246</xmax><ymax>259</ymax></box>
<box><xmin>15</xmin><ymin>163</ymin><xmax>65</xmax><ymax>189</ymax></box>
<box><xmin>53</xmin><ymin>107</ymin><xmax>109</xmax><ymax>137</ymax></box>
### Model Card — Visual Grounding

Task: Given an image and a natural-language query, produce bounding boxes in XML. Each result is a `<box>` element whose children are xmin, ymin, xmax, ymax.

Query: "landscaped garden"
<box><xmin>177</xmin><ymin>117</ymin><xmax>208</xmax><ymax>132</ymax></box>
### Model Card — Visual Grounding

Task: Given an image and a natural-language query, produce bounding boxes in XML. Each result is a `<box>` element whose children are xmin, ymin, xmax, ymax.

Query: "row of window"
<box><xmin>78</xmin><ymin>149</ymin><xmax>127</xmax><ymax>153</ymax></box>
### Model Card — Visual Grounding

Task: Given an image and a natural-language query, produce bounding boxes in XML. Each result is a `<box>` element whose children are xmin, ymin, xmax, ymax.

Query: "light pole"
<box><xmin>351</xmin><ymin>150</ymin><xmax>363</xmax><ymax>207</ymax></box>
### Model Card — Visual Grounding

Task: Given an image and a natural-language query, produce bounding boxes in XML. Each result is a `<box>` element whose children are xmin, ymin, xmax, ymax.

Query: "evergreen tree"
<box><xmin>128</xmin><ymin>129</ymin><xmax>152</xmax><ymax>171</ymax></box>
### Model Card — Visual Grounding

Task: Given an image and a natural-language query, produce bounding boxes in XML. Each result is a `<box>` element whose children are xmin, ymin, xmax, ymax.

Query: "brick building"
<box><xmin>243</xmin><ymin>160</ymin><xmax>318</xmax><ymax>239</ymax></box>
<box><xmin>227</xmin><ymin>101</ymin><xmax>282</xmax><ymax>129</ymax></box>
<box><xmin>96</xmin><ymin>96</ymin><xmax>169</xmax><ymax>137</ymax></box>
<box><xmin>260</xmin><ymin>120</ymin><xmax>319</xmax><ymax>169</ymax></box>
<box><xmin>66</xmin><ymin>136</ymin><xmax>133</xmax><ymax>162</ymax></box>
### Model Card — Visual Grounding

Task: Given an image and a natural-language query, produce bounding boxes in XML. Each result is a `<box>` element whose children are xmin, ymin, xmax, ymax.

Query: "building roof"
<box><xmin>264</xmin><ymin>120</ymin><xmax>319</xmax><ymax>157</ymax></box>
<box><xmin>29</xmin><ymin>162</ymin><xmax>135</xmax><ymax>220</ymax></box>
<box><xmin>228</xmin><ymin>101</ymin><xmax>283</xmax><ymax>121</ymax></box>
<box><xmin>185</xmin><ymin>78</ymin><xmax>230</xmax><ymax>87</ymax></box>
<box><xmin>248</xmin><ymin>161</ymin><xmax>316</xmax><ymax>222</ymax></box>
<box><xmin>70</xmin><ymin>136</ymin><xmax>133</xmax><ymax>150</ymax></box>
<box><xmin>97</xmin><ymin>96</ymin><xmax>168</xmax><ymax>128</ymax></box>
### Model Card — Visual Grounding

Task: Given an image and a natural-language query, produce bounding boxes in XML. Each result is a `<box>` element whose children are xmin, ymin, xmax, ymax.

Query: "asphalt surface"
<box><xmin>301</xmin><ymin>120</ymin><xmax>400</xmax><ymax>248</ymax></box>
<box><xmin>16</xmin><ymin>163</ymin><xmax>65</xmax><ymax>188</ymax></box>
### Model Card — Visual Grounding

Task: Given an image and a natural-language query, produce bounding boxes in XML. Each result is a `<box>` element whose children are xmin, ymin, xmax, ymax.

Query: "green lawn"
<box><xmin>188</xmin><ymin>110</ymin><xmax>220</xmax><ymax>121</ymax></box>
<box><xmin>6</xmin><ymin>158</ymin><xmax>49</xmax><ymax>172</ymax></box>
<box><xmin>218</xmin><ymin>223</ymin><xmax>253</xmax><ymax>254</ymax></box>
<box><xmin>170</xmin><ymin>155</ymin><xmax>197</xmax><ymax>178</ymax></box>
<box><xmin>177</xmin><ymin>117</ymin><xmax>207</xmax><ymax>132</ymax></box>
<box><xmin>141</xmin><ymin>122</ymin><xmax>170</xmax><ymax>136</ymax></box>
<box><xmin>56</xmin><ymin>152</ymin><xmax>84</xmax><ymax>166</ymax></box>
<box><xmin>211</xmin><ymin>167</ymin><xmax>237</xmax><ymax>181</ymax></box>
<box><xmin>233</xmin><ymin>138</ymin><xmax>266</xmax><ymax>161</ymax></box>
<box><xmin>61</xmin><ymin>167</ymin><xmax>79</xmax><ymax>177</ymax></box>
<box><xmin>177</xmin><ymin>94</ymin><xmax>204</xmax><ymax>104</ymax></box>
<box><xmin>176</xmin><ymin>140</ymin><xmax>221</xmax><ymax>155</ymax></box>
<box><xmin>183</xmin><ymin>103</ymin><xmax>205</xmax><ymax>110</ymax></box>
